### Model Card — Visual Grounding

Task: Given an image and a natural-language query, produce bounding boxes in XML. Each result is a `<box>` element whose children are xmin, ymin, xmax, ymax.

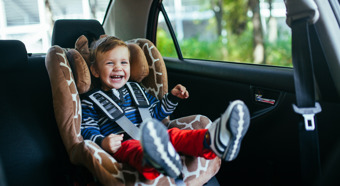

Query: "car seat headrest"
<box><xmin>52</xmin><ymin>19</ymin><xmax>105</xmax><ymax>48</ymax></box>
<box><xmin>127</xmin><ymin>43</ymin><xmax>150</xmax><ymax>83</ymax></box>
<box><xmin>0</xmin><ymin>40</ymin><xmax>28</xmax><ymax>72</ymax></box>
<box><xmin>66</xmin><ymin>49</ymin><xmax>92</xmax><ymax>94</ymax></box>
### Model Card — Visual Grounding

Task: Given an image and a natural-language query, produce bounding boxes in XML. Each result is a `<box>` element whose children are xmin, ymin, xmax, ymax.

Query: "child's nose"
<box><xmin>113</xmin><ymin>64</ymin><xmax>122</xmax><ymax>71</ymax></box>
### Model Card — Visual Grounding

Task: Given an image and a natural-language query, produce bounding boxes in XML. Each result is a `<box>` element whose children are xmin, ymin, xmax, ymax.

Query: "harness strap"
<box><xmin>126</xmin><ymin>82</ymin><xmax>152</xmax><ymax>121</ymax></box>
<box><xmin>89</xmin><ymin>90</ymin><xmax>140</xmax><ymax>140</ymax></box>
<box><xmin>88</xmin><ymin>82</ymin><xmax>152</xmax><ymax>140</ymax></box>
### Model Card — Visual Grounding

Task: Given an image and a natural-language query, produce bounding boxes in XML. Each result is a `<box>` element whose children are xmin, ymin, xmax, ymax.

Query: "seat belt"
<box><xmin>291</xmin><ymin>17</ymin><xmax>322</xmax><ymax>185</ymax></box>
<box><xmin>126</xmin><ymin>82</ymin><xmax>151</xmax><ymax>121</ymax></box>
<box><xmin>88</xmin><ymin>82</ymin><xmax>151</xmax><ymax>140</ymax></box>
<box><xmin>89</xmin><ymin>90</ymin><xmax>141</xmax><ymax>140</ymax></box>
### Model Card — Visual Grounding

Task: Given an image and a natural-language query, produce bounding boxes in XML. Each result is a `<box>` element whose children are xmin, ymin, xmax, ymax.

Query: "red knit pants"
<box><xmin>112</xmin><ymin>127</ymin><xmax>216</xmax><ymax>180</ymax></box>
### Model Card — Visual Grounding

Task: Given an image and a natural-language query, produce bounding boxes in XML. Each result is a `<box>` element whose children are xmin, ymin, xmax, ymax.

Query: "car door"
<box><xmin>148</xmin><ymin>0</ymin><xmax>340</xmax><ymax>185</ymax></box>
<box><xmin>153</xmin><ymin>1</ymin><xmax>301</xmax><ymax>185</ymax></box>
<box><xmin>103</xmin><ymin>0</ymin><xmax>340</xmax><ymax>185</ymax></box>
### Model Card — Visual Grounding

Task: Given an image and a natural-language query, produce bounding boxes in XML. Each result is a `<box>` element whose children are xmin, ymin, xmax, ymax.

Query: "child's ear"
<box><xmin>90</xmin><ymin>65</ymin><xmax>100</xmax><ymax>78</ymax></box>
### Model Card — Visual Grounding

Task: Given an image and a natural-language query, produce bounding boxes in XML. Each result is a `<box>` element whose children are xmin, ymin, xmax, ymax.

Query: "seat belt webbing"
<box><xmin>89</xmin><ymin>90</ymin><xmax>141</xmax><ymax>140</ymax></box>
<box><xmin>126</xmin><ymin>82</ymin><xmax>151</xmax><ymax>121</ymax></box>
<box><xmin>88</xmin><ymin>82</ymin><xmax>152</xmax><ymax>140</ymax></box>
<box><xmin>291</xmin><ymin>18</ymin><xmax>322</xmax><ymax>185</ymax></box>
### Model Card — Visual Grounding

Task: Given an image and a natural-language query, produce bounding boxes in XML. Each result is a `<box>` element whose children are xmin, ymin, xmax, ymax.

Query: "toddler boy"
<box><xmin>81</xmin><ymin>36</ymin><xmax>250</xmax><ymax>179</ymax></box>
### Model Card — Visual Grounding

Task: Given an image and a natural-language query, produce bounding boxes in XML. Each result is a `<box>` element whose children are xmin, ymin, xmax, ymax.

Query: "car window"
<box><xmin>0</xmin><ymin>0</ymin><xmax>110</xmax><ymax>53</ymax></box>
<box><xmin>156</xmin><ymin>12</ymin><xmax>178</xmax><ymax>58</ymax></box>
<box><xmin>157</xmin><ymin>0</ymin><xmax>292</xmax><ymax>67</ymax></box>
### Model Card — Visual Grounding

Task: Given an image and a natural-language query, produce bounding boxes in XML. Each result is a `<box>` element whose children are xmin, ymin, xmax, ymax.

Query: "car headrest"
<box><xmin>51</xmin><ymin>19</ymin><xmax>105</xmax><ymax>48</ymax></box>
<box><xmin>0</xmin><ymin>40</ymin><xmax>28</xmax><ymax>72</ymax></box>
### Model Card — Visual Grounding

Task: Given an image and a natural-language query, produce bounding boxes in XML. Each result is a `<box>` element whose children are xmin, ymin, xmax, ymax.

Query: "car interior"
<box><xmin>0</xmin><ymin>0</ymin><xmax>340</xmax><ymax>185</ymax></box>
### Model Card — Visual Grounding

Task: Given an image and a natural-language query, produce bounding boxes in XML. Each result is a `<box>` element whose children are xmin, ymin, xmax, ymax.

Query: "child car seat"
<box><xmin>45</xmin><ymin>19</ymin><xmax>221</xmax><ymax>185</ymax></box>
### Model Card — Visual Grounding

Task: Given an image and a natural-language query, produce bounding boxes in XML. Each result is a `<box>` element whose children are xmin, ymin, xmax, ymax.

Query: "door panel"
<box><xmin>165</xmin><ymin>58</ymin><xmax>295</xmax><ymax>119</ymax></box>
<box><xmin>165</xmin><ymin>58</ymin><xmax>302</xmax><ymax>185</ymax></box>
<box><xmin>165</xmin><ymin>56</ymin><xmax>340</xmax><ymax>185</ymax></box>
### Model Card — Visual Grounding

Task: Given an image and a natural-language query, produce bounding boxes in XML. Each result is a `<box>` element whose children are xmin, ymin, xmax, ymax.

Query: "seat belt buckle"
<box><xmin>293</xmin><ymin>102</ymin><xmax>322</xmax><ymax>131</ymax></box>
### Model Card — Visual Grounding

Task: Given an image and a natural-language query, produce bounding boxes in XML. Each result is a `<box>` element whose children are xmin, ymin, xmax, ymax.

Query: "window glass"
<box><xmin>157</xmin><ymin>0</ymin><xmax>292</xmax><ymax>67</ymax></box>
<box><xmin>0</xmin><ymin>0</ymin><xmax>110</xmax><ymax>53</ymax></box>
<box><xmin>157</xmin><ymin>12</ymin><xmax>178</xmax><ymax>58</ymax></box>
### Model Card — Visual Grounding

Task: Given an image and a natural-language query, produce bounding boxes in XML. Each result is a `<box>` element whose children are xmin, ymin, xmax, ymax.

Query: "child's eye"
<box><xmin>106</xmin><ymin>61</ymin><xmax>113</xmax><ymax>65</ymax></box>
<box><xmin>121</xmin><ymin>61</ymin><xmax>129</xmax><ymax>65</ymax></box>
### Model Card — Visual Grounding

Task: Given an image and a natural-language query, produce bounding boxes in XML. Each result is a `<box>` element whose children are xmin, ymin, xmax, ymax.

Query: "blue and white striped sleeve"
<box><xmin>81</xmin><ymin>99</ymin><xmax>105</xmax><ymax>146</ymax></box>
<box><xmin>147</xmin><ymin>92</ymin><xmax>180</xmax><ymax>121</ymax></box>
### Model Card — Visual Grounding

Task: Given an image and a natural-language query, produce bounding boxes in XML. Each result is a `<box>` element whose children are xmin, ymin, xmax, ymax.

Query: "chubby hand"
<box><xmin>171</xmin><ymin>84</ymin><xmax>189</xmax><ymax>99</ymax></box>
<box><xmin>101</xmin><ymin>134</ymin><xmax>124</xmax><ymax>154</ymax></box>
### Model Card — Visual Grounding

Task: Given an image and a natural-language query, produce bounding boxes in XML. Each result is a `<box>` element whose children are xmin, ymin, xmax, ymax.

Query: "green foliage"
<box><xmin>225</xmin><ymin>23</ymin><xmax>253</xmax><ymax>63</ymax></box>
<box><xmin>156</xmin><ymin>29</ymin><xmax>177</xmax><ymax>58</ymax></box>
<box><xmin>265</xmin><ymin>35</ymin><xmax>292</xmax><ymax>67</ymax></box>
<box><xmin>157</xmin><ymin>25</ymin><xmax>292</xmax><ymax>67</ymax></box>
<box><xmin>179</xmin><ymin>37</ymin><xmax>223</xmax><ymax>60</ymax></box>
<box><xmin>156</xmin><ymin>0</ymin><xmax>292</xmax><ymax>67</ymax></box>
<box><xmin>223</xmin><ymin>0</ymin><xmax>249</xmax><ymax>35</ymax></box>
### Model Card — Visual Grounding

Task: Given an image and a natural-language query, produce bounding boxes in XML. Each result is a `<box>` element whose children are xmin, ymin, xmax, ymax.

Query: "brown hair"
<box><xmin>90</xmin><ymin>36</ymin><xmax>129</xmax><ymax>65</ymax></box>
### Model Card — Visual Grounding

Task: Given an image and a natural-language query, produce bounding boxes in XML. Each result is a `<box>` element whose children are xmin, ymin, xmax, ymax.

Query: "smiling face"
<box><xmin>91</xmin><ymin>45</ymin><xmax>130</xmax><ymax>91</ymax></box>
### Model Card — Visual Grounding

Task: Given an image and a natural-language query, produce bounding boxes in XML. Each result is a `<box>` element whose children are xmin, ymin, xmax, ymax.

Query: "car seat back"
<box><xmin>0</xmin><ymin>40</ymin><xmax>28</xmax><ymax>71</ymax></box>
<box><xmin>52</xmin><ymin>19</ymin><xmax>105</xmax><ymax>49</ymax></box>
<box><xmin>0</xmin><ymin>40</ymin><xmax>70</xmax><ymax>185</ymax></box>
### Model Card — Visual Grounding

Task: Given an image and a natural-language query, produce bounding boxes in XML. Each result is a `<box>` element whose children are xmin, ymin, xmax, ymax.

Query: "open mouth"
<box><xmin>110</xmin><ymin>75</ymin><xmax>124</xmax><ymax>81</ymax></box>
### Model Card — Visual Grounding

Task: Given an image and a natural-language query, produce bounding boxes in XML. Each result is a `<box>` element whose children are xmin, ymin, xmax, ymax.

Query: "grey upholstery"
<box><xmin>51</xmin><ymin>19</ymin><xmax>105</xmax><ymax>48</ymax></box>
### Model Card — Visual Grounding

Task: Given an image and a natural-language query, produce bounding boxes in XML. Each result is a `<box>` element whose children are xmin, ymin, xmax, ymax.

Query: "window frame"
<box><xmin>158</xmin><ymin>4</ymin><xmax>184</xmax><ymax>60</ymax></box>
<box><xmin>147</xmin><ymin>1</ymin><xmax>183</xmax><ymax>60</ymax></box>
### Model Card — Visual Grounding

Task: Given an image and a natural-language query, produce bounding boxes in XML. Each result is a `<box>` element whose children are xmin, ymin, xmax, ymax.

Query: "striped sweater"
<box><xmin>81</xmin><ymin>84</ymin><xmax>179</xmax><ymax>146</ymax></box>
